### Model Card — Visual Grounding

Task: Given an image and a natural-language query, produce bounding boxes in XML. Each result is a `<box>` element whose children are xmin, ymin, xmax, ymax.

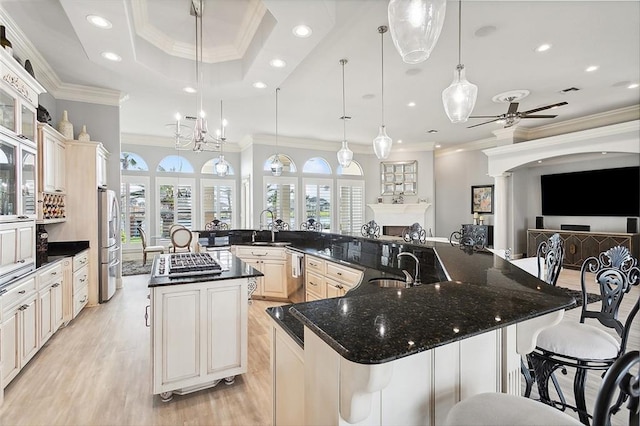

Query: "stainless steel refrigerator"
<box><xmin>98</xmin><ymin>188</ymin><xmax>121</xmax><ymax>302</ymax></box>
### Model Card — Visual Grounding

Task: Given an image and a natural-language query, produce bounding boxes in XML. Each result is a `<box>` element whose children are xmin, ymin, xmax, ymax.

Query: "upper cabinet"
<box><xmin>37</xmin><ymin>124</ymin><xmax>66</xmax><ymax>194</ymax></box>
<box><xmin>0</xmin><ymin>48</ymin><xmax>45</xmax><ymax>222</ymax></box>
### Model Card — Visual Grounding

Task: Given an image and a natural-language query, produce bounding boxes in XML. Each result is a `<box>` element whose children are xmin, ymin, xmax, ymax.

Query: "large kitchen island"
<box><xmin>266</xmin><ymin>239</ymin><xmax>575</xmax><ymax>425</ymax></box>
<box><xmin>148</xmin><ymin>251</ymin><xmax>263</xmax><ymax>402</ymax></box>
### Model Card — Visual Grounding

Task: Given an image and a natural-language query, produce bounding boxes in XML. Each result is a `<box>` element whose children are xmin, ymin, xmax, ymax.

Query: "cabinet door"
<box><xmin>21</xmin><ymin>147</ymin><xmax>37</xmax><ymax>217</ymax></box>
<box><xmin>54</xmin><ymin>141</ymin><xmax>66</xmax><ymax>192</ymax></box>
<box><xmin>39</xmin><ymin>284</ymin><xmax>54</xmax><ymax>346</ymax></box>
<box><xmin>326</xmin><ymin>279</ymin><xmax>346</xmax><ymax>299</ymax></box>
<box><xmin>42</xmin><ymin>135</ymin><xmax>56</xmax><ymax>193</ymax></box>
<box><xmin>244</xmin><ymin>259</ymin><xmax>264</xmax><ymax>296</ymax></box>
<box><xmin>153</xmin><ymin>288</ymin><xmax>201</xmax><ymax>392</ymax></box>
<box><xmin>1</xmin><ymin>308</ymin><xmax>20</xmax><ymax>386</ymax></box>
<box><xmin>305</xmin><ymin>270</ymin><xmax>326</xmax><ymax>299</ymax></box>
<box><xmin>52</xmin><ymin>280</ymin><xmax>64</xmax><ymax>330</ymax></box>
<box><xmin>0</xmin><ymin>225</ymin><xmax>18</xmax><ymax>270</ymax></box>
<box><xmin>206</xmin><ymin>284</ymin><xmax>245</xmax><ymax>375</ymax></box>
<box><xmin>16</xmin><ymin>221</ymin><xmax>35</xmax><ymax>263</ymax></box>
<box><xmin>262</xmin><ymin>260</ymin><xmax>286</xmax><ymax>298</ymax></box>
<box><xmin>21</xmin><ymin>294</ymin><xmax>39</xmax><ymax>365</ymax></box>
<box><xmin>61</xmin><ymin>258</ymin><xmax>73</xmax><ymax>323</ymax></box>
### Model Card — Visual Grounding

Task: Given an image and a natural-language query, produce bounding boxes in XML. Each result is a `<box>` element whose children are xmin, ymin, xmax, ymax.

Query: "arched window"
<box><xmin>202</xmin><ymin>158</ymin><xmax>235</xmax><ymax>175</ymax></box>
<box><xmin>337</xmin><ymin>160</ymin><xmax>363</xmax><ymax>176</ymax></box>
<box><xmin>157</xmin><ymin>155</ymin><xmax>194</xmax><ymax>173</ymax></box>
<box><xmin>120</xmin><ymin>152</ymin><xmax>148</xmax><ymax>171</ymax></box>
<box><xmin>303</xmin><ymin>157</ymin><xmax>331</xmax><ymax>174</ymax></box>
<box><xmin>264</xmin><ymin>154</ymin><xmax>297</xmax><ymax>173</ymax></box>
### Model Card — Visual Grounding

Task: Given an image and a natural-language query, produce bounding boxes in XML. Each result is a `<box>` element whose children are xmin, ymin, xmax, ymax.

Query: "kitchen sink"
<box><xmin>251</xmin><ymin>241</ymin><xmax>291</xmax><ymax>246</ymax></box>
<box><xmin>369</xmin><ymin>278</ymin><xmax>409</xmax><ymax>288</ymax></box>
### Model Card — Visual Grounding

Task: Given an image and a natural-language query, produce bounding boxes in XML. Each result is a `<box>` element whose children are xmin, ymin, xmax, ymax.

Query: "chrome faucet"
<box><xmin>397</xmin><ymin>252</ymin><xmax>421</xmax><ymax>285</ymax></box>
<box><xmin>259</xmin><ymin>209</ymin><xmax>274</xmax><ymax>231</ymax></box>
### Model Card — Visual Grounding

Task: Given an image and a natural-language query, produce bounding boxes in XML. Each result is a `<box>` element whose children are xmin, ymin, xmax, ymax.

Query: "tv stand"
<box><xmin>527</xmin><ymin>229</ymin><xmax>640</xmax><ymax>269</ymax></box>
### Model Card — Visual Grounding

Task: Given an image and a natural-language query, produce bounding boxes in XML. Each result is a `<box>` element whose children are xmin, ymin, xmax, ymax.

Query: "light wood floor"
<box><xmin>0</xmin><ymin>269</ymin><xmax>637</xmax><ymax>425</ymax></box>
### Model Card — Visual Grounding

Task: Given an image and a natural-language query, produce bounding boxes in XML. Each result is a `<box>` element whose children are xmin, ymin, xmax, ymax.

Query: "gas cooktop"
<box><xmin>154</xmin><ymin>252</ymin><xmax>227</xmax><ymax>278</ymax></box>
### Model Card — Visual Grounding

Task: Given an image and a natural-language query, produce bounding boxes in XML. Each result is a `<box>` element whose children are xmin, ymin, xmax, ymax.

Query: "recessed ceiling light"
<box><xmin>537</xmin><ymin>160</ymin><xmax>542</xmax><ymax>163</ymax></box>
<box><xmin>183</xmin><ymin>87</ymin><xmax>196</xmax><ymax>94</ymax></box>
<box><xmin>405</xmin><ymin>68</ymin><xmax>421</xmax><ymax>76</ymax></box>
<box><xmin>269</xmin><ymin>58</ymin><xmax>286</xmax><ymax>68</ymax></box>
<box><xmin>362</xmin><ymin>94</ymin><xmax>375</xmax><ymax>100</ymax></box>
<box><xmin>435</xmin><ymin>144</ymin><xmax>441</xmax><ymax>148</ymax></box>
<box><xmin>427</xmin><ymin>129</ymin><xmax>438</xmax><ymax>134</ymax></box>
<box><xmin>455</xmin><ymin>148</ymin><xmax>464</xmax><ymax>152</ymax></box>
<box><xmin>407</xmin><ymin>102</ymin><xmax>416</xmax><ymax>107</ymax></box>
<box><xmin>292</xmin><ymin>25</ymin><xmax>312</xmax><ymax>38</ymax></box>
<box><xmin>628</xmin><ymin>83</ymin><xmax>639</xmax><ymax>89</ymax></box>
<box><xmin>101</xmin><ymin>52</ymin><xmax>121</xmax><ymax>62</ymax></box>
<box><xmin>602</xmin><ymin>151</ymin><xmax>608</xmax><ymax>155</ymax></box>
<box><xmin>86</xmin><ymin>15</ymin><xmax>112</xmax><ymax>29</ymax></box>
<box><xmin>475</xmin><ymin>25</ymin><xmax>497</xmax><ymax>37</ymax></box>
<box><xmin>585</xmin><ymin>65</ymin><xmax>599</xmax><ymax>72</ymax></box>
<box><xmin>397</xmin><ymin>139</ymin><xmax>403</xmax><ymax>144</ymax></box>
<box><xmin>253</xmin><ymin>81</ymin><xmax>267</xmax><ymax>89</ymax></box>
<box><xmin>534</xmin><ymin>43</ymin><xmax>552</xmax><ymax>53</ymax></box>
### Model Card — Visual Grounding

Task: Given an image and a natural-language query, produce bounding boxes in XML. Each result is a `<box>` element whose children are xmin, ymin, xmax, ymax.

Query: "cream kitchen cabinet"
<box><xmin>37</xmin><ymin>123</ymin><xmax>66</xmax><ymax>194</ymax></box>
<box><xmin>234</xmin><ymin>246</ymin><xmax>286</xmax><ymax>300</ymax></box>
<box><xmin>151</xmin><ymin>277</ymin><xmax>248</xmax><ymax>401</ymax></box>
<box><xmin>1</xmin><ymin>274</ymin><xmax>38</xmax><ymax>387</ymax></box>
<box><xmin>72</xmin><ymin>250</ymin><xmax>89</xmax><ymax>318</ymax></box>
<box><xmin>304</xmin><ymin>254</ymin><xmax>363</xmax><ymax>300</ymax></box>
<box><xmin>271</xmin><ymin>318</ymin><xmax>305</xmax><ymax>426</ymax></box>
<box><xmin>37</xmin><ymin>262</ymin><xmax>63</xmax><ymax>346</ymax></box>
<box><xmin>0</xmin><ymin>219</ymin><xmax>35</xmax><ymax>285</ymax></box>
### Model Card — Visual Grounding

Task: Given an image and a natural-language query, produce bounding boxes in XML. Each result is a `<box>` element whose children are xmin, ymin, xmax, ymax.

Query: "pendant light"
<box><xmin>270</xmin><ymin>87</ymin><xmax>283</xmax><ymax>176</ymax></box>
<box><xmin>373</xmin><ymin>26</ymin><xmax>392</xmax><ymax>160</ymax></box>
<box><xmin>388</xmin><ymin>0</ymin><xmax>447</xmax><ymax>64</ymax></box>
<box><xmin>215</xmin><ymin>100</ymin><xmax>230</xmax><ymax>177</ymax></box>
<box><xmin>336</xmin><ymin>59</ymin><xmax>353</xmax><ymax>168</ymax></box>
<box><xmin>442</xmin><ymin>0</ymin><xmax>477</xmax><ymax>123</ymax></box>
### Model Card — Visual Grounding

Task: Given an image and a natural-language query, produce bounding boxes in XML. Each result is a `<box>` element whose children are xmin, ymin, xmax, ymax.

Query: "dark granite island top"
<box><xmin>148</xmin><ymin>250</ymin><xmax>263</xmax><ymax>287</ymax></box>
<box><xmin>284</xmin><ymin>242</ymin><xmax>575</xmax><ymax>364</ymax></box>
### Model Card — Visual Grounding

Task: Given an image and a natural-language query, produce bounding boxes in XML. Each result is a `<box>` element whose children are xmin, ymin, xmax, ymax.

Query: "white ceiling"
<box><xmin>1</xmin><ymin>0</ymin><xmax>639</xmax><ymax>152</ymax></box>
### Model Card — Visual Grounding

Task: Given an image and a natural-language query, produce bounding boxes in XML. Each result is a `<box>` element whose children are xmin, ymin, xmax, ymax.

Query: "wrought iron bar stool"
<box><xmin>204</xmin><ymin>219</ymin><xmax>228</xmax><ymax>231</ymax></box>
<box><xmin>445</xmin><ymin>350</ymin><xmax>639</xmax><ymax>426</ymax></box>
<box><xmin>300</xmin><ymin>218</ymin><xmax>322</xmax><ymax>231</ymax></box>
<box><xmin>268</xmin><ymin>218</ymin><xmax>289</xmax><ymax>231</ymax></box>
<box><xmin>528</xmin><ymin>245</ymin><xmax>639</xmax><ymax>425</ymax></box>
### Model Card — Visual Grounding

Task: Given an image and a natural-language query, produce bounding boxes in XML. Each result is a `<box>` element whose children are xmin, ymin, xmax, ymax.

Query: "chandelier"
<box><xmin>336</xmin><ymin>58</ymin><xmax>353</xmax><ymax>168</ymax></box>
<box><xmin>372</xmin><ymin>26</ymin><xmax>392</xmax><ymax>160</ymax></box>
<box><xmin>168</xmin><ymin>0</ymin><xmax>223</xmax><ymax>153</ymax></box>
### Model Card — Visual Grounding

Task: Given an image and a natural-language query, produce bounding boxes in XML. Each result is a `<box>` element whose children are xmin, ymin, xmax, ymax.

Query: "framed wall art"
<box><xmin>471</xmin><ymin>185</ymin><xmax>494</xmax><ymax>214</ymax></box>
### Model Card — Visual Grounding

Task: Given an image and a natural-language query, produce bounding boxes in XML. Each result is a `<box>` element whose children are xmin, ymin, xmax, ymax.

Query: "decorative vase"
<box><xmin>78</xmin><ymin>125</ymin><xmax>90</xmax><ymax>142</ymax></box>
<box><xmin>57</xmin><ymin>110</ymin><xmax>73</xmax><ymax>139</ymax></box>
<box><xmin>0</xmin><ymin>25</ymin><xmax>13</xmax><ymax>56</ymax></box>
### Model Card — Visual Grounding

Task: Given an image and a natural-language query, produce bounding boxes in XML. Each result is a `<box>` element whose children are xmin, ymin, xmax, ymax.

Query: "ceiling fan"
<box><xmin>467</xmin><ymin>90</ymin><xmax>568</xmax><ymax>128</ymax></box>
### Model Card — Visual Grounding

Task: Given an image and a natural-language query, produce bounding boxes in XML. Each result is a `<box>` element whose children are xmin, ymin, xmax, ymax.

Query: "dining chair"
<box><xmin>170</xmin><ymin>227</ymin><xmax>193</xmax><ymax>253</ymax></box>
<box><xmin>445</xmin><ymin>350</ymin><xmax>639</xmax><ymax>426</ymax></box>
<box><xmin>138</xmin><ymin>226</ymin><xmax>165</xmax><ymax>265</ymax></box>
<box><xmin>527</xmin><ymin>245</ymin><xmax>639</xmax><ymax>424</ymax></box>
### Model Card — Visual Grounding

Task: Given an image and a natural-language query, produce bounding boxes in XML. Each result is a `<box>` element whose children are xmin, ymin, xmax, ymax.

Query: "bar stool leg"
<box><xmin>574</xmin><ymin>366</ymin><xmax>589</xmax><ymax>425</ymax></box>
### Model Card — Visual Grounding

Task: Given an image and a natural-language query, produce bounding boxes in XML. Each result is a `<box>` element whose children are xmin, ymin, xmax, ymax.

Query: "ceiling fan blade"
<box><xmin>467</xmin><ymin>118</ymin><xmax>502</xmax><ymax>128</ymax></box>
<box><xmin>521</xmin><ymin>101</ymin><xmax>568</xmax><ymax>115</ymax></box>
<box><xmin>468</xmin><ymin>115</ymin><xmax>501</xmax><ymax>119</ymax></box>
<box><xmin>520</xmin><ymin>114</ymin><xmax>558</xmax><ymax>119</ymax></box>
<box><xmin>507</xmin><ymin>102</ymin><xmax>519</xmax><ymax>115</ymax></box>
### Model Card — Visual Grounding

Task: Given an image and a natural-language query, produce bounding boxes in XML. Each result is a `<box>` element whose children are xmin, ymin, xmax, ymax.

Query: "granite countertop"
<box><xmin>270</xmin><ymin>241</ymin><xmax>575</xmax><ymax>364</ymax></box>
<box><xmin>148</xmin><ymin>250</ymin><xmax>263</xmax><ymax>287</ymax></box>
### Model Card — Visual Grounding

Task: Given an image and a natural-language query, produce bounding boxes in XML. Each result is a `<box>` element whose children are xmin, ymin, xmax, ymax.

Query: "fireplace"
<box><xmin>382</xmin><ymin>226</ymin><xmax>406</xmax><ymax>237</ymax></box>
<box><xmin>367</xmin><ymin>203</ymin><xmax>432</xmax><ymax>236</ymax></box>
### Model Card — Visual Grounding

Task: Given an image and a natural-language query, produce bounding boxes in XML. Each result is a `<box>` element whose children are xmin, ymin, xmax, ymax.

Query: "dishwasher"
<box><xmin>285</xmin><ymin>248</ymin><xmax>305</xmax><ymax>303</ymax></box>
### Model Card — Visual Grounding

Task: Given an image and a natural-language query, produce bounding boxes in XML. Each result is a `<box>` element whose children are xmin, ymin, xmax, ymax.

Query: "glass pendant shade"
<box><xmin>337</xmin><ymin>140</ymin><xmax>353</xmax><ymax>167</ymax></box>
<box><xmin>388</xmin><ymin>0</ymin><xmax>447</xmax><ymax>64</ymax></box>
<box><xmin>442</xmin><ymin>65</ymin><xmax>478</xmax><ymax>123</ymax></box>
<box><xmin>270</xmin><ymin>155</ymin><xmax>283</xmax><ymax>176</ymax></box>
<box><xmin>373</xmin><ymin>125</ymin><xmax>392</xmax><ymax>160</ymax></box>
<box><xmin>215</xmin><ymin>155</ymin><xmax>229</xmax><ymax>177</ymax></box>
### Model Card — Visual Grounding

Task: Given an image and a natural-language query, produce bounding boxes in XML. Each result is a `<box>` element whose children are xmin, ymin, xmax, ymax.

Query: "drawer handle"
<box><xmin>18</xmin><ymin>290</ymin><xmax>26</xmax><ymax>294</ymax></box>
<box><xmin>309</xmin><ymin>281</ymin><xmax>317</xmax><ymax>286</ymax></box>
<box><xmin>52</xmin><ymin>282</ymin><xmax>60</xmax><ymax>288</ymax></box>
<box><xmin>80</xmin><ymin>277</ymin><xmax>87</xmax><ymax>283</ymax></box>
<box><xmin>309</xmin><ymin>262</ymin><xmax>317</xmax><ymax>266</ymax></box>
<box><xmin>80</xmin><ymin>259</ymin><xmax>87</xmax><ymax>264</ymax></box>
<box><xmin>251</xmin><ymin>252</ymin><xmax>267</xmax><ymax>256</ymax></box>
<box><xmin>79</xmin><ymin>296</ymin><xmax>87</xmax><ymax>304</ymax></box>
<box><xmin>51</xmin><ymin>271</ymin><xmax>57</xmax><ymax>275</ymax></box>
<box><xmin>336</xmin><ymin>284</ymin><xmax>343</xmax><ymax>289</ymax></box>
<box><xmin>336</xmin><ymin>272</ymin><xmax>343</xmax><ymax>276</ymax></box>
<box><xmin>16</xmin><ymin>259</ymin><xmax>26</xmax><ymax>264</ymax></box>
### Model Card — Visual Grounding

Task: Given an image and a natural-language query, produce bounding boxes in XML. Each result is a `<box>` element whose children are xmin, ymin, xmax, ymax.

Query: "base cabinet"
<box><xmin>271</xmin><ymin>320</ymin><xmax>304</xmax><ymax>426</ymax></box>
<box><xmin>234</xmin><ymin>247</ymin><xmax>286</xmax><ymax>299</ymax></box>
<box><xmin>151</xmin><ymin>278</ymin><xmax>248</xmax><ymax>398</ymax></box>
<box><xmin>1</xmin><ymin>275</ymin><xmax>38</xmax><ymax>387</ymax></box>
<box><xmin>37</xmin><ymin>262</ymin><xmax>63</xmax><ymax>347</ymax></box>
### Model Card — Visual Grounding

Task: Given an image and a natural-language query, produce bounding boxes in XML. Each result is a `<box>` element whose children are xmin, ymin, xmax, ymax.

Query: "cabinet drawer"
<box><xmin>325</xmin><ymin>262</ymin><xmax>362</xmax><ymax>286</ymax></box>
<box><xmin>73</xmin><ymin>283</ymin><xmax>88</xmax><ymax>317</ymax></box>
<box><xmin>305</xmin><ymin>256</ymin><xmax>325</xmax><ymax>274</ymax></box>
<box><xmin>73</xmin><ymin>251</ymin><xmax>89</xmax><ymax>271</ymax></box>
<box><xmin>2</xmin><ymin>275</ymin><xmax>37</xmax><ymax>312</ymax></box>
<box><xmin>37</xmin><ymin>263</ymin><xmax>62</xmax><ymax>288</ymax></box>
<box><xmin>305</xmin><ymin>291</ymin><xmax>322</xmax><ymax>302</ymax></box>
<box><xmin>73</xmin><ymin>267</ymin><xmax>89</xmax><ymax>293</ymax></box>
<box><xmin>305</xmin><ymin>270</ymin><xmax>326</xmax><ymax>299</ymax></box>
<box><xmin>235</xmin><ymin>246</ymin><xmax>286</xmax><ymax>260</ymax></box>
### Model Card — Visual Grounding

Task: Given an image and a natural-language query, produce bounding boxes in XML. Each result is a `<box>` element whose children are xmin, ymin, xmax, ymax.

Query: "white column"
<box><xmin>493</xmin><ymin>174</ymin><xmax>509</xmax><ymax>250</ymax></box>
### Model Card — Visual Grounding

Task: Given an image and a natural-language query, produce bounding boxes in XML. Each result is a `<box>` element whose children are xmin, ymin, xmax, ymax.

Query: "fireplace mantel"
<box><xmin>366</xmin><ymin>203</ymin><xmax>431</xmax><ymax>228</ymax></box>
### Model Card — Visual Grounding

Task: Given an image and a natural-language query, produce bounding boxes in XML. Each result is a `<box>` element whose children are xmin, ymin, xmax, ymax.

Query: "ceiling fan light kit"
<box><xmin>373</xmin><ymin>25</ymin><xmax>393</xmax><ymax>160</ymax></box>
<box><xmin>442</xmin><ymin>0</ymin><xmax>477</xmax><ymax>123</ymax></box>
<box><xmin>336</xmin><ymin>58</ymin><xmax>354</xmax><ymax>168</ymax></box>
<box><xmin>387</xmin><ymin>0</ymin><xmax>447</xmax><ymax>64</ymax></box>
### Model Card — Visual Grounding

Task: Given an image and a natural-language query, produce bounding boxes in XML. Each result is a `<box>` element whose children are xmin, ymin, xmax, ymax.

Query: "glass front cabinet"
<box><xmin>0</xmin><ymin>48</ymin><xmax>45</xmax><ymax>220</ymax></box>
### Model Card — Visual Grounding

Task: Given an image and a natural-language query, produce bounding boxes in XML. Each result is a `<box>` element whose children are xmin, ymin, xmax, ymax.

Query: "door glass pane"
<box><xmin>159</xmin><ymin>183</ymin><xmax>193</xmax><ymax>238</ymax></box>
<box><xmin>21</xmin><ymin>150</ymin><xmax>36</xmax><ymax>215</ymax></box>
<box><xmin>121</xmin><ymin>182</ymin><xmax>146</xmax><ymax>244</ymax></box>
<box><xmin>0</xmin><ymin>90</ymin><xmax>15</xmax><ymax>132</ymax></box>
<box><xmin>0</xmin><ymin>141</ymin><xmax>16</xmax><ymax>215</ymax></box>
<box><xmin>21</xmin><ymin>105</ymin><xmax>35</xmax><ymax>142</ymax></box>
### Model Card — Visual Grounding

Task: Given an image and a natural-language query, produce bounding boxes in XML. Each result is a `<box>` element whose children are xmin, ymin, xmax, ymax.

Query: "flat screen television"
<box><xmin>541</xmin><ymin>166</ymin><xmax>640</xmax><ymax>216</ymax></box>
